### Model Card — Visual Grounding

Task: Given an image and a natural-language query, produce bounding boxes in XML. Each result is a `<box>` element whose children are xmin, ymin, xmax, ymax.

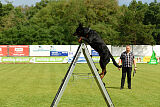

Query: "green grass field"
<box><xmin>0</xmin><ymin>63</ymin><xmax>160</xmax><ymax>107</ymax></box>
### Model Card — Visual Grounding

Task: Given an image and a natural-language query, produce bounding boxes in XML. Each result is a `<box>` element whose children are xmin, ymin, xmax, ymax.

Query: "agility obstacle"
<box><xmin>50</xmin><ymin>43</ymin><xmax>114</xmax><ymax>107</ymax></box>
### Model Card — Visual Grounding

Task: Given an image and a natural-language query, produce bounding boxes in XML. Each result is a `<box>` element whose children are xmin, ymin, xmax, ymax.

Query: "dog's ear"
<box><xmin>79</xmin><ymin>23</ymin><xmax>83</xmax><ymax>28</ymax></box>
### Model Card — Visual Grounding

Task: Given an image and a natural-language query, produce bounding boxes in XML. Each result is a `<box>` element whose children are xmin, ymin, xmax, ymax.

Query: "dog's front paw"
<box><xmin>78</xmin><ymin>37</ymin><xmax>82</xmax><ymax>43</ymax></box>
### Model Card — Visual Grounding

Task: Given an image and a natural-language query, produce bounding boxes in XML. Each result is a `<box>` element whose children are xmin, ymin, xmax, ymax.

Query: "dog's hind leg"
<box><xmin>99</xmin><ymin>57</ymin><xmax>110</xmax><ymax>79</ymax></box>
<box><xmin>100</xmin><ymin>68</ymin><xmax>107</xmax><ymax>79</ymax></box>
<box><xmin>99</xmin><ymin>56</ymin><xmax>109</xmax><ymax>79</ymax></box>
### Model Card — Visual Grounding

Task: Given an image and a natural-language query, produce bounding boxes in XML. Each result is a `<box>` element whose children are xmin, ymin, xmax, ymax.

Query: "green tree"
<box><xmin>1</xmin><ymin>0</ymin><xmax>160</xmax><ymax>45</ymax></box>
<box><xmin>143</xmin><ymin>1</ymin><xmax>160</xmax><ymax>44</ymax></box>
<box><xmin>118</xmin><ymin>0</ymin><xmax>155</xmax><ymax>45</ymax></box>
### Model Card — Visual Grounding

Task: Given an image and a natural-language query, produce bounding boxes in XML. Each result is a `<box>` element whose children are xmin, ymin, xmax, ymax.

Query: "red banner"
<box><xmin>9</xmin><ymin>45</ymin><xmax>29</xmax><ymax>56</ymax></box>
<box><xmin>0</xmin><ymin>45</ymin><xmax>8</xmax><ymax>56</ymax></box>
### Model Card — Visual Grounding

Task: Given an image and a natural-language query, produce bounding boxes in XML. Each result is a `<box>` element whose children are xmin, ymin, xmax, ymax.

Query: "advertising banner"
<box><xmin>0</xmin><ymin>45</ymin><xmax>8</xmax><ymax>56</ymax></box>
<box><xmin>0</xmin><ymin>57</ymin><xmax>31</xmax><ymax>63</ymax></box>
<box><xmin>92</xmin><ymin>56</ymin><xmax>151</xmax><ymax>64</ymax></box>
<box><xmin>68</xmin><ymin>45</ymin><xmax>91</xmax><ymax>63</ymax></box>
<box><xmin>0</xmin><ymin>57</ymin><xmax>68</xmax><ymax>63</ymax></box>
<box><xmin>29</xmin><ymin>45</ymin><xmax>51</xmax><ymax>56</ymax></box>
<box><xmin>91</xmin><ymin>50</ymin><xmax>99</xmax><ymax>56</ymax></box>
<box><xmin>0</xmin><ymin>45</ymin><xmax>159</xmax><ymax>64</ymax></box>
<box><xmin>50</xmin><ymin>51</ymin><xmax>68</xmax><ymax>56</ymax></box>
<box><xmin>91</xmin><ymin>45</ymin><xmax>112</xmax><ymax>63</ymax></box>
<box><xmin>91</xmin><ymin>45</ymin><xmax>111</xmax><ymax>56</ymax></box>
<box><xmin>30</xmin><ymin>45</ymin><xmax>70</xmax><ymax>56</ymax></box>
<box><xmin>91</xmin><ymin>49</ymin><xmax>100</xmax><ymax>63</ymax></box>
<box><xmin>68</xmin><ymin>57</ymin><xmax>87</xmax><ymax>63</ymax></box>
<box><xmin>149</xmin><ymin>51</ymin><xmax>158</xmax><ymax>64</ymax></box>
<box><xmin>134</xmin><ymin>56</ymin><xmax>144</xmax><ymax>63</ymax></box>
<box><xmin>142</xmin><ymin>56</ymin><xmax>151</xmax><ymax>63</ymax></box>
<box><xmin>92</xmin><ymin>56</ymin><xmax>100</xmax><ymax>63</ymax></box>
<box><xmin>9</xmin><ymin>45</ymin><xmax>29</xmax><ymax>56</ymax></box>
<box><xmin>34</xmin><ymin>57</ymin><xmax>68</xmax><ymax>63</ymax></box>
<box><xmin>50</xmin><ymin>45</ymin><xmax>70</xmax><ymax>51</ymax></box>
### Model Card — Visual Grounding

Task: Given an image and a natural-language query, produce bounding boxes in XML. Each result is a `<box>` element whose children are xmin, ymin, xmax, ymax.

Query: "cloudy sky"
<box><xmin>0</xmin><ymin>0</ymin><xmax>41</xmax><ymax>6</ymax></box>
<box><xmin>0</xmin><ymin>0</ymin><xmax>160</xmax><ymax>6</ymax></box>
<box><xmin>118</xmin><ymin>0</ymin><xmax>160</xmax><ymax>6</ymax></box>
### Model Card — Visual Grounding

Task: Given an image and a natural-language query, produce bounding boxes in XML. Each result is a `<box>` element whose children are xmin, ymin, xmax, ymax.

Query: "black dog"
<box><xmin>73</xmin><ymin>23</ymin><xmax>121</xmax><ymax>79</ymax></box>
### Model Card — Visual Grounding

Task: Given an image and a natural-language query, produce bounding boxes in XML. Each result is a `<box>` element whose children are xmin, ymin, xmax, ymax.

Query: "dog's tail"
<box><xmin>109</xmin><ymin>52</ymin><xmax>121</xmax><ymax>68</ymax></box>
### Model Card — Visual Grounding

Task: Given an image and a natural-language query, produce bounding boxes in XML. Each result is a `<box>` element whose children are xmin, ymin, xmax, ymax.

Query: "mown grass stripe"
<box><xmin>0</xmin><ymin>64</ymin><xmax>159</xmax><ymax>107</ymax></box>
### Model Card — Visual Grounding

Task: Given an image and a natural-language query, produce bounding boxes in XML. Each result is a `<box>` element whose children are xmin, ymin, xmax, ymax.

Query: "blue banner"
<box><xmin>68</xmin><ymin>57</ymin><xmax>87</xmax><ymax>63</ymax></box>
<box><xmin>91</xmin><ymin>50</ymin><xmax>99</xmax><ymax>56</ymax></box>
<box><xmin>50</xmin><ymin>51</ymin><xmax>68</xmax><ymax>56</ymax></box>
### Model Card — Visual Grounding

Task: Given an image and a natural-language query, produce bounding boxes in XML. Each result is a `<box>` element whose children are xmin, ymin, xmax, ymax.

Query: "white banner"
<box><xmin>30</xmin><ymin>45</ymin><xmax>51</xmax><ymax>56</ymax></box>
<box><xmin>153</xmin><ymin>45</ymin><xmax>160</xmax><ymax>57</ymax></box>
<box><xmin>50</xmin><ymin>45</ymin><xmax>71</xmax><ymax>51</ymax></box>
<box><xmin>133</xmin><ymin>45</ymin><xmax>152</xmax><ymax>56</ymax></box>
<box><xmin>111</xmin><ymin>46</ymin><xmax>126</xmax><ymax>56</ymax></box>
<box><xmin>30</xmin><ymin>45</ymin><xmax>71</xmax><ymax>56</ymax></box>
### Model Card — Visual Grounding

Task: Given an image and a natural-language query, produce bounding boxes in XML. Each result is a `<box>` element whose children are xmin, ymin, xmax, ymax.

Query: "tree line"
<box><xmin>0</xmin><ymin>0</ymin><xmax>160</xmax><ymax>45</ymax></box>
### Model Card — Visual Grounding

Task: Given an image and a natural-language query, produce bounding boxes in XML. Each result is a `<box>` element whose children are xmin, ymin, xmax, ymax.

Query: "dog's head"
<box><xmin>73</xmin><ymin>23</ymin><xmax>84</xmax><ymax>37</ymax></box>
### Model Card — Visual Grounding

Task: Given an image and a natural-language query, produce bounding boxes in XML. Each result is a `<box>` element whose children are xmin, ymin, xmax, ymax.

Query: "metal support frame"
<box><xmin>50</xmin><ymin>43</ymin><xmax>114</xmax><ymax>107</ymax></box>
